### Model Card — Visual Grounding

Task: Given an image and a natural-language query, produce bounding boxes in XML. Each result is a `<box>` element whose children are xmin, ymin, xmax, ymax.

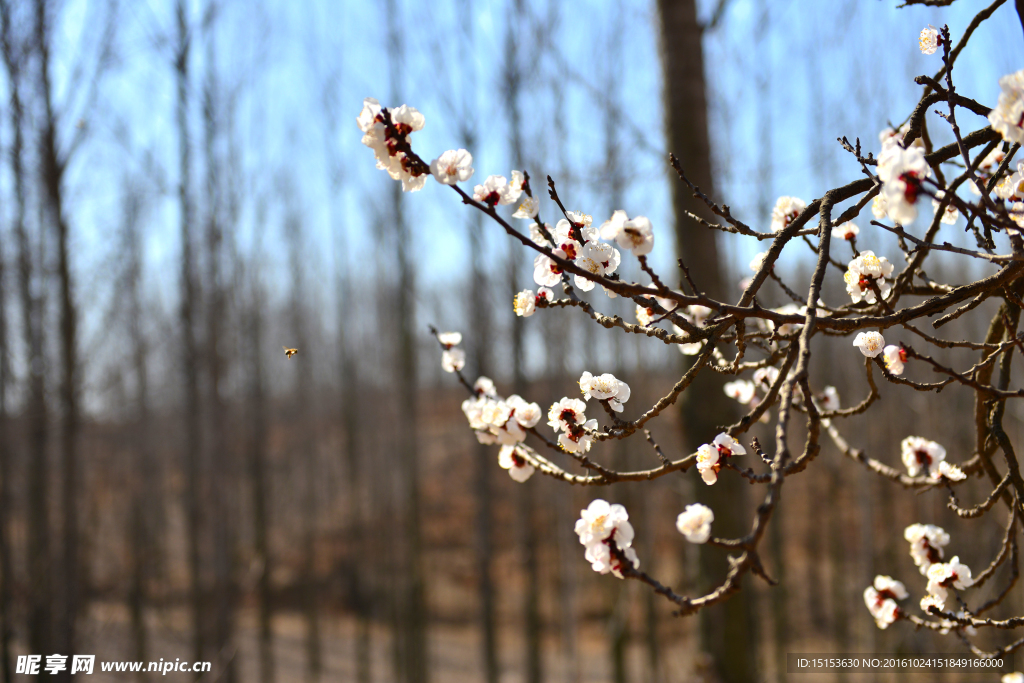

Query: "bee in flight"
<box><xmin>283</xmin><ymin>347</ymin><xmax>298</xmax><ymax>359</ymax></box>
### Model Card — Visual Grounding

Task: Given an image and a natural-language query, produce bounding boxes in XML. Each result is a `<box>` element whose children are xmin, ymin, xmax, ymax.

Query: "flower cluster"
<box><xmin>461</xmin><ymin>378</ymin><xmax>542</xmax><ymax>446</ymax></box>
<box><xmin>844</xmin><ymin>251</ymin><xmax>894</xmax><ymax>304</ymax></box>
<box><xmin>574</xmin><ymin>499</ymin><xmax>639</xmax><ymax>578</ymax></box>
<box><xmin>579</xmin><ymin>371</ymin><xmax>630</xmax><ymax>412</ymax></box>
<box><xmin>676</xmin><ymin>504</ymin><xmax>714</xmax><ymax>544</ymax></box>
<box><xmin>922</xmin><ymin>556</ymin><xmax>973</xmax><ymax>612</ymax></box>
<box><xmin>437</xmin><ymin>332</ymin><xmax>465</xmax><ymax>373</ymax></box>
<box><xmin>357</xmin><ymin>98</ymin><xmax>428</xmax><ymax>192</ymax></box>
<box><xmin>863</xmin><ymin>575</ymin><xmax>908</xmax><ymax>629</ymax></box>
<box><xmin>547</xmin><ymin>397</ymin><xmax>598</xmax><ymax>453</ymax></box>
<box><xmin>989</xmin><ymin>69</ymin><xmax>1024</xmax><ymax>146</ymax></box>
<box><xmin>696</xmin><ymin>433</ymin><xmax>745</xmax><ymax>486</ymax></box>
<box><xmin>532</xmin><ymin>217</ymin><xmax>621</xmax><ymax>296</ymax></box>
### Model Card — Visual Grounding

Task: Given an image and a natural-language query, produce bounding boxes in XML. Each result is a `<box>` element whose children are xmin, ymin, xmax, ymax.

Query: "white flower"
<box><xmin>878</xmin><ymin>143</ymin><xmax>931</xmax><ymax>224</ymax></box>
<box><xmin>600</xmin><ymin>210</ymin><xmax>654</xmax><ymax>256</ymax></box>
<box><xmin>676</xmin><ymin>504</ymin><xmax>714</xmax><ymax>544</ymax></box>
<box><xmin>566</xmin><ymin>210</ymin><xmax>593</xmax><ymax>228</ymax></box>
<box><xmin>844</xmin><ymin>251</ymin><xmax>894</xmax><ymax>304</ymax></box>
<box><xmin>749</xmin><ymin>251</ymin><xmax>768</xmax><ymax>273</ymax></box>
<box><xmin>925</xmin><ymin>556</ymin><xmax>973</xmax><ymax>610</ymax></box>
<box><xmin>853</xmin><ymin>331</ymin><xmax>885</xmax><ymax>358</ymax></box>
<box><xmin>573</xmin><ymin>241</ymin><xmax>620</xmax><ymax>291</ymax></box>
<box><xmin>696</xmin><ymin>444</ymin><xmax>720</xmax><ymax>485</ymax></box>
<box><xmin>357</xmin><ymin>99</ymin><xmax>428</xmax><ymax>191</ymax></box>
<box><xmin>474</xmin><ymin>376</ymin><xmax>498</xmax><ymax>398</ymax></box>
<box><xmin>575</xmin><ymin>499</ymin><xmax>639</xmax><ymax>579</ymax></box>
<box><xmin>391</xmin><ymin>104</ymin><xmax>424</xmax><ymax>132</ymax></box>
<box><xmin>882</xmin><ymin>345</ymin><xmax>906</xmax><ymax>375</ymax></box>
<box><xmin>989</xmin><ymin>70</ymin><xmax>1024</xmax><ymax>145</ymax></box>
<box><xmin>357</xmin><ymin>97</ymin><xmax>383</xmax><ymax>133</ymax></box>
<box><xmin>819</xmin><ymin>386</ymin><xmax>840</xmax><ymax>411</ymax></box>
<box><xmin>919</xmin><ymin>25</ymin><xmax>939</xmax><ymax>55</ymax></box>
<box><xmin>932</xmin><ymin>191</ymin><xmax>959</xmax><ymax>224</ymax></box>
<box><xmin>920</xmin><ymin>594</ymin><xmax>945</xmax><ymax>614</ymax></box>
<box><xmin>438</xmin><ymin>332</ymin><xmax>462</xmax><ymax>347</ymax></box>
<box><xmin>579</xmin><ymin>371</ymin><xmax>631</xmax><ymax>412</ymax></box>
<box><xmin>513</xmin><ymin>196</ymin><xmax>539</xmax><ymax>219</ymax></box>
<box><xmin>556</xmin><ymin>217</ymin><xmax>599</xmax><ymax>245</ymax></box>
<box><xmin>504</xmin><ymin>171</ymin><xmax>525</xmax><ymax>205</ymax></box>
<box><xmin>724</xmin><ymin>380</ymin><xmax>756</xmax><ymax>405</ymax></box>
<box><xmin>696</xmin><ymin>433</ymin><xmax>744</xmax><ymax>486</ymax></box>
<box><xmin>514</xmin><ymin>290</ymin><xmax>537</xmax><ymax>317</ymax></box>
<box><xmin>770</xmin><ymin>196</ymin><xmax>806</xmax><ymax>233</ymax></box>
<box><xmin>753</xmin><ymin>366</ymin><xmax>780</xmax><ymax>392</ymax></box>
<box><xmin>533</xmin><ymin>249</ymin><xmax>566</xmax><ymax>287</ymax></box>
<box><xmin>871</xmin><ymin>194</ymin><xmax>888</xmax><ymax>220</ymax></box>
<box><xmin>506</xmin><ymin>394</ymin><xmax>542</xmax><ymax>429</ymax></box>
<box><xmin>548</xmin><ymin>397</ymin><xmax>587</xmax><ymax>432</ymax></box>
<box><xmin>636</xmin><ymin>305</ymin><xmax>654</xmax><ymax>327</ymax></box>
<box><xmin>934</xmin><ymin>461</ymin><xmax>966</xmax><ymax>482</ymax></box>
<box><xmin>873</xmin><ymin>575</ymin><xmax>909</xmax><ymax>600</ymax></box>
<box><xmin>558</xmin><ymin>430</ymin><xmax>597</xmax><ymax>454</ymax></box>
<box><xmin>584</xmin><ymin>541</ymin><xmax>639</xmax><ymax>579</ymax></box>
<box><xmin>473</xmin><ymin>175</ymin><xmax>508</xmax><ymax>205</ymax></box>
<box><xmin>441</xmin><ymin>348</ymin><xmax>465</xmax><ymax>373</ymax></box>
<box><xmin>574</xmin><ymin>499</ymin><xmax>631</xmax><ymax>546</ymax></box>
<box><xmin>548</xmin><ymin>397</ymin><xmax>599</xmax><ymax>453</ymax></box>
<box><xmin>905</xmin><ymin>523</ymin><xmax>950</xmax><ymax>575</ymax></box>
<box><xmin>1002</xmin><ymin>674</ymin><xmax>1024</xmax><ymax>683</ymax></box>
<box><xmin>713</xmin><ymin>432</ymin><xmax>745</xmax><ymax>456</ymax></box>
<box><xmin>481</xmin><ymin>400</ymin><xmax>525</xmax><ymax>445</ymax></box>
<box><xmin>430</xmin><ymin>149</ymin><xmax>474</xmax><ymax>185</ymax></box>
<box><xmin>498</xmin><ymin>445</ymin><xmax>535</xmax><ymax>483</ymax></box>
<box><xmin>831</xmin><ymin>222</ymin><xmax>859</xmax><ymax>240</ymax></box>
<box><xmin>901</xmin><ymin>436</ymin><xmax>946</xmax><ymax>477</ymax></box>
<box><xmin>863</xmin><ymin>575</ymin><xmax>908</xmax><ymax>630</ymax></box>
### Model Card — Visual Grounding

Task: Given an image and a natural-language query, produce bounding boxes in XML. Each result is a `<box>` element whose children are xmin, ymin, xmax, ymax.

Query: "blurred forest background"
<box><xmin>1</xmin><ymin>0</ymin><xmax>1024</xmax><ymax>681</ymax></box>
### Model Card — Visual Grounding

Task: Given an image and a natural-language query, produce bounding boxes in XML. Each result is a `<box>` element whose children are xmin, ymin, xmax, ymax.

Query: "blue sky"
<box><xmin>6</xmin><ymin>0</ymin><xmax>1023</xmax><ymax>397</ymax></box>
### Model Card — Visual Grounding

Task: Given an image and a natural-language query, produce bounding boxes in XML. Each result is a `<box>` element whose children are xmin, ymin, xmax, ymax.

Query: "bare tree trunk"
<box><xmin>458</xmin><ymin>1</ymin><xmax>498</xmax><ymax>681</ymax></box>
<box><xmin>34</xmin><ymin>3</ymin><xmax>80</xmax><ymax>678</ymax></box>
<box><xmin>121</xmin><ymin>180</ymin><xmax>153</xmax><ymax>683</ymax></box>
<box><xmin>201</xmin><ymin>12</ymin><xmax>237</xmax><ymax>679</ymax></box>
<box><xmin>174</xmin><ymin>0</ymin><xmax>205</xmax><ymax>667</ymax></box>
<box><xmin>284</xmin><ymin>213</ymin><xmax>321</xmax><ymax>683</ymax></box>
<box><xmin>386</xmin><ymin>3</ymin><xmax>427</xmax><ymax>681</ymax></box>
<box><xmin>656</xmin><ymin>1</ymin><xmax>757</xmax><ymax>681</ymax></box>
<box><xmin>0</xmin><ymin>87</ymin><xmax>12</xmax><ymax>683</ymax></box>
<box><xmin>337</xmin><ymin>257</ymin><xmax>370</xmax><ymax>683</ymax></box>
<box><xmin>502</xmin><ymin>3</ymin><xmax>542</xmax><ymax>680</ymax></box>
<box><xmin>1</xmin><ymin>2</ymin><xmax>50</xmax><ymax>661</ymax></box>
<box><xmin>247</xmin><ymin>203</ymin><xmax>274</xmax><ymax>683</ymax></box>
